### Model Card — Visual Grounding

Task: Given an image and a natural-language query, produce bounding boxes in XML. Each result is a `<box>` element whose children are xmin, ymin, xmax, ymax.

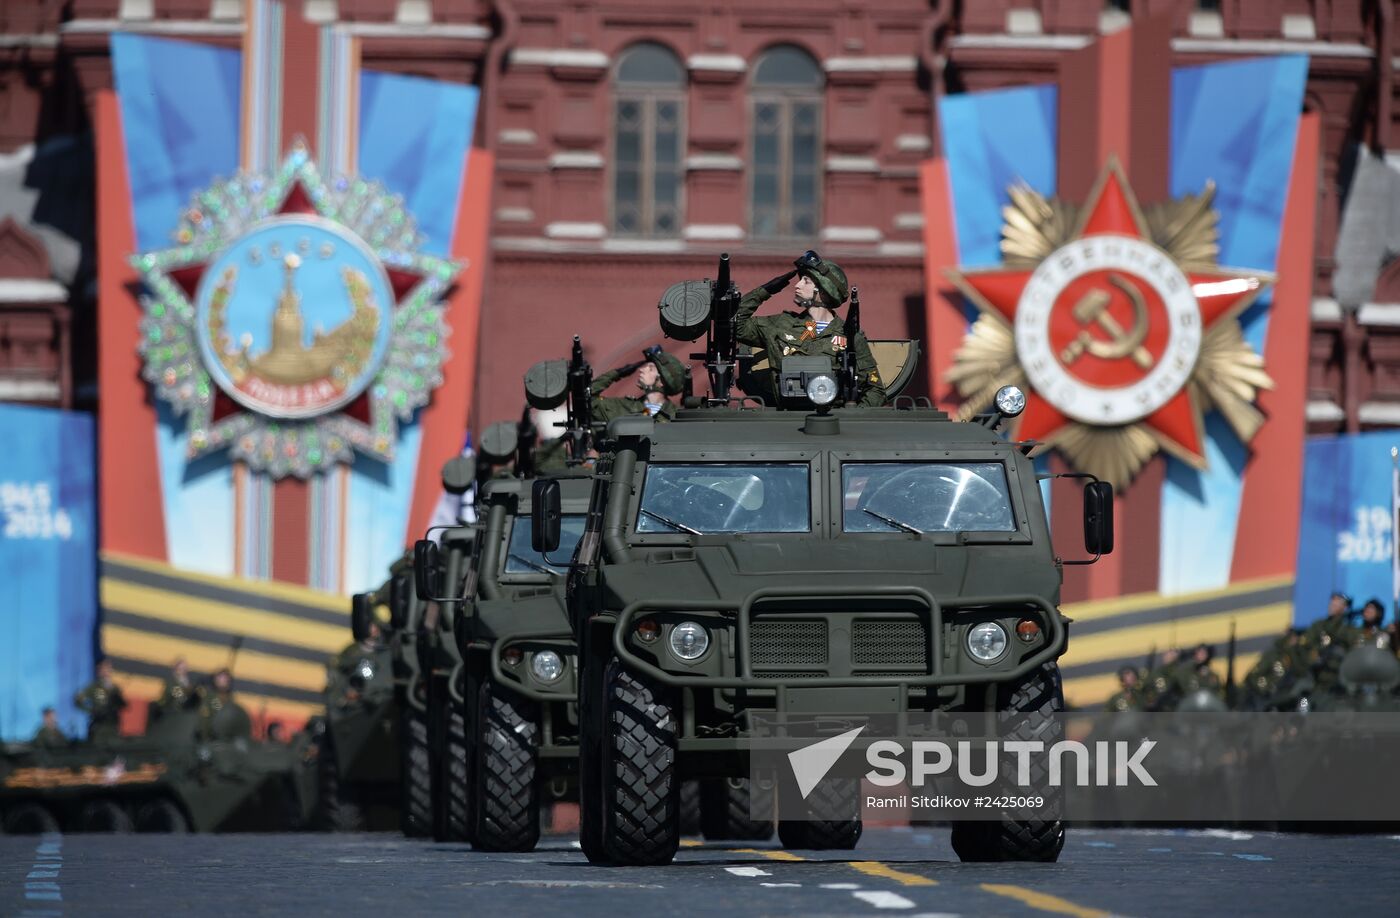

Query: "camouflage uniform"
<box><xmin>200</xmin><ymin>691</ymin><xmax>253</xmax><ymax>742</ymax></box>
<box><xmin>156</xmin><ymin>676</ymin><xmax>199</xmax><ymax>714</ymax></box>
<box><xmin>74</xmin><ymin>679</ymin><xmax>126</xmax><ymax>742</ymax></box>
<box><xmin>33</xmin><ymin>723</ymin><xmax>67</xmax><ymax>749</ymax></box>
<box><xmin>590</xmin><ymin>350</ymin><xmax>687</xmax><ymax>423</ymax></box>
<box><xmin>735</xmin><ymin>256</ymin><xmax>886</xmax><ymax>408</ymax></box>
<box><xmin>534</xmin><ymin>435</ymin><xmax>570</xmax><ymax>472</ymax></box>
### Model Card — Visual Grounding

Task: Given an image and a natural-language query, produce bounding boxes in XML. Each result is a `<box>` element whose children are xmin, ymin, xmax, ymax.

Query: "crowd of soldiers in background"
<box><xmin>1107</xmin><ymin>592</ymin><xmax>1399</xmax><ymax>713</ymax></box>
<box><xmin>39</xmin><ymin>656</ymin><xmax>261</xmax><ymax>747</ymax></box>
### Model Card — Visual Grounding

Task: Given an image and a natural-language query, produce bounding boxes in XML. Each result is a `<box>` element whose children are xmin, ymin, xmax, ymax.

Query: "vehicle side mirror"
<box><xmin>531</xmin><ymin>479</ymin><xmax>562</xmax><ymax>554</ymax></box>
<box><xmin>351</xmin><ymin>593</ymin><xmax>374</xmax><ymax>643</ymax></box>
<box><xmin>413</xmin><ymin>539</ymin><xmax>441</xmax><ymax>601</ymax></box>
<box><xmin>1083</xmin><ymin>481</ymin><xmax>1114</xmax><ymax>556</ymax></box>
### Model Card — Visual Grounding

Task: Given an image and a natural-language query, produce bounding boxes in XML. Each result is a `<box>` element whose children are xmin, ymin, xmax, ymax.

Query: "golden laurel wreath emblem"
<box><xmin>945</xmin><ymin>172</ymin><xmax>1275</xmax><ymax>489</ymax></box>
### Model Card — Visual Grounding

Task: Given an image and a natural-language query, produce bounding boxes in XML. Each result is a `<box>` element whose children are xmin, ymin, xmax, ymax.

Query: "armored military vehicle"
<box><xmin>532</xmin><ymin>253</ymin><xmax>1113</xmax><ymax>865</ymax></box>
<box><xmin>0</xmin><ymin>718</ymin><xmax>315</xmax><ymax>834</ymax></box>
<box><xmin>376</xmin><ymin>551</ymin><xmax>435</xmax><ymax>837</ymax></box>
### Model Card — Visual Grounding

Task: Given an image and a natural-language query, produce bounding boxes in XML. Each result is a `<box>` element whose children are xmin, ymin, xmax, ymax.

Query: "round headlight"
<box><xmin>994</xmin><ymin>385</ymin><xmax>1026</xmax><ymax>418</ymax></box>
<box><xmin>967</xmin><ymin>622</ymin><xmax>1009</xmax><ymax>663</ymax></box>
<box><xmin>668</xmin><ymin>622</ymin><xmax>710</xmax><ymax>661</ymax></box>
<box><xmin>530</xmin><ymin>650</ymin><xmax>565</xmax><ymax>683</ymax></box>
<box><xmin>806</xmin><ymin>374</ymin><xmax>838</xmax><ymax>406</ymax></box>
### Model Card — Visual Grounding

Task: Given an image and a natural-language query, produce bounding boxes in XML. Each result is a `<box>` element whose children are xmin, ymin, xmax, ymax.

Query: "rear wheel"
<box><xmin>597</xmin><ymin>658</ymin><xmax>679</xmax><ymax>865</ymax></box>
<box><xmin>3</xmin><ymin>803</ymin><xmax>59</xmax><ymax>834</ymax></box>
<box><xmin>950</xmin><ymin>663</ymin><xmax>1066</xmax><ymax>863</ymax></box>
<box><xmin>77</xmin><ymin>799</ymin><xmax>133</xmax><ymax>833</ymax></box>
<box><xmin>777</xmin><ymin>778</ymin><xmax>862</xmax><ymax>850</ymax></box>
<box><xmin>136</xmin><ymin>799</ymin><xmax>189</xmax><ymax>834</ymax></box>
<box><xmin>401</xmin><ymin>696</ymin><xmax>433</xmax><ymax>838</ymax></box>
<box><xmin>470</xmin><ymin>681</ymin><xmax>540</xmax><ymax>852</ymax></box>
<box><xmin>700</xmin><ymin>778</ymin><xmax>774</xmax><ymax>841</ymax></box>
<box><xmin>444</xmin><ymin>695</ymin><xmax>472</xmax><ymax>843</ymax></box>
<box><xmin>678</xmin><ymin>780</ymin><xmax>701</xmax><ymax>836</ymax></box>
<box><xmin>317</xmin><ymin>731</ymin><xmax>365</xmax><ymax>832</ymax></box>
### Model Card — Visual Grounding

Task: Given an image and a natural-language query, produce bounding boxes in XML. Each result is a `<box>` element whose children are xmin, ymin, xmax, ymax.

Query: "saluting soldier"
<box><xmin>74</xmin><ymin>659</ymin><xmax>127</xmax><ymax>743</ymax></box>
<box><xmin>1104</xmin><ymin>666</ymin><xmax>1142</xmax><ymax>712</ymax></box>
<box><xmin>736</xmin><ymin>250</ymin><xmax>886</xmax><ymax>407</ymax></box>
<box><xmin>1357</xmin><ymin>598</ymin><xmax>1388</xmax><ymax>647</ymax></box>
<box><xmin>155</xmin><ymin>657</ymin><xmax>199</xmax><ymax>716</ymax></box>
<box><xmin>1303</xmin><ymin>592</ymin><xmax>1357</xmax><ymax>691</ymax></box>
<box><xmin>590</xmin><ymin>346</ymin><xmax>688</xmax><ymax>423</ymax></box>
<box><xmin>199</xmin><ymin>668</ymin><xmax>252</xmax><ymax>742</ymax></box>
<box><xmin>33</xmin><ymin>707</ymin><xmax>67</xmax><ymax>749</ymax></box>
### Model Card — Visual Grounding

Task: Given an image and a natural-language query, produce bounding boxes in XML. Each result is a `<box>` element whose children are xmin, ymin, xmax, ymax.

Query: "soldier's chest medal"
<box><xmin>946</xmin><ymin>160</ymin><xmax>1273</xmax><ymax>487</ymax></box>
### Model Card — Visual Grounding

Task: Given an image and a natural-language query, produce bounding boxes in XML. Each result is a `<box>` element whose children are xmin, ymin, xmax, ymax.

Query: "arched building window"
<box><xmin>612</xmin><ymin>42</ymin><xmax>685</xmax><ymax>237</ymax></box>
<box><xmin>750</xmin><ymin>45</ymin><xmax>823</xmax><ymax>240</ymax></box>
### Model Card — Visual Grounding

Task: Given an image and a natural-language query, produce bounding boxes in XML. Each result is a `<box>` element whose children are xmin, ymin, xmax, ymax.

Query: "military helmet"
<box><xmin>648</xmin><ymin>350</ymin><xmax>689</xmax><ymax>396</ymax></box>
<box><xmin>795</xmin><ymin>250</ymin><xmax>849</xmax><ymax>307</ymax></box>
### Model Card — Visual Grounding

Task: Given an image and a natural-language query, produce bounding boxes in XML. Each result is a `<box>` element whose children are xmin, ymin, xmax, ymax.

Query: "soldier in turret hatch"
<box><xmin>735</xmin><ymin>250</ymin><xmax>886</xmax><ymax>407</ymax></box>
<box><xmin>590</xmin><ymin>346</ymin><xmax>688</xmax><ymax>423</ymax></box>
<box><xmin>75</xmin><ymin>659</ymin><xmax>127</xmax><ymax>743</ymax></box>
<box><xmin>154</xmin><ymin>657</ymin><xmax>200</xmax><ymax>717</ymax></box>
<box><xmin>33</xmin><ymin>707</ymin><xmax>67</xmax><ymax>748</ymax></box>
<box><xmin>199</xmin><ymin>668</ymin><xmax>252</xmax><ymax>741</ymax></box>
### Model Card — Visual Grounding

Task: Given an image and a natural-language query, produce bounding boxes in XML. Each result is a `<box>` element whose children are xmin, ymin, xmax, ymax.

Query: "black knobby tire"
<box><xmin>950</xmin><ymin>662</ymin><xmax>1066</xmax><ymax>863</ymax></box>
<box><xmin>78</xmin><ymin>799</ymin><xmax>133</xmax><ymax>833</ymax></box>
<box><xmin>136</xmin><ymin>798</ymin><xmax>190</xmax><ymax>834</ymax></box>
<box><xmin>600</xmin><ymin>658</ymin><xmax>680</xmax><ymax>866</ymax></box>
<box><xmin>700</xmin><ymin>778</ymin><xmax>775</xmax><ymax>841</ymax></box>
<box><xmin>470</xmin><ymin>681</ymin><xmax>541</xmax><ymax>852</ymax></box>
<box><xmin>678</xmin><ymin>780</ymin><xmax>701</xmax><ymax>836</ymax></box>
<box><xmin>777</xmin><ymin>777</ymin><xmax>862</xmax><ymax>850</ymax></box>
<box><xmin>317</xmin><ymin>732</ymin><xmax>366</xmax><ymax>832</ymax></box>
<box><xmin>402</xmin><ymin>704</ymin><xmax>433</xmax><ymax>838</ymax></box>
<box><xmin>577</xmin><ymin>643</ymin><xmax>608</xmax><ymax>864</ymax></box>
<box><xmin>445</xmin><ymin>698</ymin><xmax>473</xmax><ymax>843</ymax></box>
<box><xmin>4</xmin><ymin>803</ymin><xmax>59</xmax><ymax>834</ymax></box>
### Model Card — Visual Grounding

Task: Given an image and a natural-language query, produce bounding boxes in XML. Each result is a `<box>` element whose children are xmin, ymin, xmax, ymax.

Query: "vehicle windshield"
<box><xmin>504</xmin><ymin>515</ymin><xmax>586</xmax><ymax>575</ymax></box>
<box><xmin>637</xmin><ymin>463</ymin><xmax>810</xmax><ymax>533</ymax></box>
<box><xmin>842</xmin><ymin>462</ymin><xmax>1016</xmax><ymax>533</ymax></box>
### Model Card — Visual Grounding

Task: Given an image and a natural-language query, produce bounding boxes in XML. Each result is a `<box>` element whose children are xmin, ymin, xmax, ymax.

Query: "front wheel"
<box><xmin>400</xmin><ymin>694</ymin><xmax>433</xmax><ymax>838</ymax></box>
<box><xmin>469</xmin><ymin>680</ymin><xmax>540</xmax><ymax>852</ymax></box>
<box><xmin>700</xmin><ymin>778</ymin><xmax>774</xmax><ymax>841</ymax></box>
<box><xmin>950</xmin><ymin>662</ymin><xmax>1066</xmax><ymax>863</ymax></box>
<box><xmin>594</xmin><ymin>658</ymin><xmax>679</xmax><ymax>865</ymax></box>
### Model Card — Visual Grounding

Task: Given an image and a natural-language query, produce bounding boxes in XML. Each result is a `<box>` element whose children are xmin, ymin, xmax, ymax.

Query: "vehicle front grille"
<box><xmin>852</xmin><ymin>620</ymin><xmax>929</xmax><ymax>668</ymax></box>
<box><xmin>751</xmin><ymin>620</ymin><xmax>828</xmax><ymax>668</ymax></box>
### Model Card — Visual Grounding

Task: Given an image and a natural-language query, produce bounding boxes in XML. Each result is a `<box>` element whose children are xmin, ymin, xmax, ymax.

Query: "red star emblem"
<box><xmin>947</xmin><ymin>160</ymin><xmax>1270</xmax><ymax>468</ymax></box>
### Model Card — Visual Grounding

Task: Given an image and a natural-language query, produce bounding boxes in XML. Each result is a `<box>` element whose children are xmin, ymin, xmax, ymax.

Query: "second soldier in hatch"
<box><xmin>590</xmin><ymin>345</ymin><xmax>689</xmax><ymax>423</ymax></box>
<box><xmin>736</xmin><ymin>250</ymin><xmax>887</xmax><ymax>407</ymax></box>
<box><xmin>75</xmin><ymin>658</ymin><xmax>127</xmax><ymax>743</ymax></box>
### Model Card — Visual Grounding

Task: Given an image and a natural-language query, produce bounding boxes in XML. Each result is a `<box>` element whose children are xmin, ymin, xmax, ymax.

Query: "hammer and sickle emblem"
<box><xmin>1059</xmin><ymin>273</ymin><xmax>1152</xmax><ymax>369</ymax></box>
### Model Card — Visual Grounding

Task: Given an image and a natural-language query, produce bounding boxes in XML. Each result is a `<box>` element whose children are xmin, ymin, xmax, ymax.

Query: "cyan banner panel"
<box><xmin>1294</xmin><ymin>432</ymin><xmax>1400</xmax><ymax>626</ymax></box>
<box><xmin>0</xmin><ymin>404</ymin><xmax>97</xmax><ymax>741</ymax></box>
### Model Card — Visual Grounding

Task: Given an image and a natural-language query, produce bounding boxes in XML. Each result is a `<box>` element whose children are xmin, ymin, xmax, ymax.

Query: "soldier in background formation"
<box><xmin>74</xmin><ymin>659</ymin><xmax>127</xmax><ymax>743</ymax></box>
<box><xmin>1102</xmin><ymin>590</ymin><xmax>1400</xmax><ymax>712</ymax></box>
<box><xmin>199</xmin><ymin>668</ymin><xmax>252</xmax><ymax>742</ymax></box>
<box><xmin>33</xmin><ymin>706</ymin><xmax>66</xmax><ymax>748</ymax></box>
<box><xmin>154</xmin><ymin>657</ymin><xmax>200</xmax><ymax>717</ymax></box>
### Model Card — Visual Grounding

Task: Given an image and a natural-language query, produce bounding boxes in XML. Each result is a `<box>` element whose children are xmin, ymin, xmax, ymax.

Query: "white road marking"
<box><xmin>853</xmin><ymin>890</ymin><xmax>917</xmax><ymax>909</ymax></box>
<box><xmin>570</xmin><ymin>841</ymin><xmax>582</xmax><ymax>849</ymax></box>
<box><xmin>821</xmin><ymin>883</ymin><xmax>862</xmax><ymax>890</ymax></box>
<box><xmin>725</xmin><ymin>866</ymin><xmax>771</xmax><ymax>877</ymax></box>
<box><xmin>1200</xmin><ymin>829</ymin><xmax>1253</xmax><ymax>840</ymax></box>
<box><xmin>760</xmin><ymin>882</ymin><xmax>802</xmax><ymax>887</ymax></box>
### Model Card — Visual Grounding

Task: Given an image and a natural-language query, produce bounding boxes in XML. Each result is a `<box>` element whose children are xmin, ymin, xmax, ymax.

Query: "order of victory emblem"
<box><xmin>132</xmin><ymin>143</ymin><xmax>460</xmax><ymax>477</ymax></box>
<box><xmin>945</xmin><ymin>159</ymin><xmax>1274</xmax><ymax>488</ymax></box>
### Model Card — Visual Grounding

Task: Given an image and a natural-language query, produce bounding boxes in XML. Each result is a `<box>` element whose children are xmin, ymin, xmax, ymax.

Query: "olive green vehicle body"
<box><xmin>570</xmin><ymin>406</ymin><xmax>1067</xmax><ymax>775</ymax></box>
<box><xmin>454</xmin><ymin>470</ymin><xmax>596</xmax><ymax>766</ymax></box>
<box><xmin>318</xmin><ymin>638</ymin><xmax>400</xmax><ymax>829</ymax></box>
<box><xmin>0</xmin><ymin>711</ymin><xmax>315</xmax><ymax>833</ymax></box>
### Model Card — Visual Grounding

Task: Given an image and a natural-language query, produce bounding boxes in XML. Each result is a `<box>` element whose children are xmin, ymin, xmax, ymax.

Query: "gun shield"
<box><xmin>658</xmin><ymin>280</ymin><xmax>714</xmax><ymax>341</ymax></box>
<box><xmin>525</xmin><ymin>358</ymin><xmax>570</xmax><ymax>409</ymax></box>
<box><xmin>479</xmin><ymin>420</ymin><xmax>519</xmax><ymax>464</ymax></box>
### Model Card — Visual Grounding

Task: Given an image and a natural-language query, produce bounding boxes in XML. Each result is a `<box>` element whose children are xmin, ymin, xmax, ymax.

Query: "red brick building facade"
<box><xmin>2</xmin><ymin>0</ymin><xmax>1399</xmax><ymax>433</ymax></box>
